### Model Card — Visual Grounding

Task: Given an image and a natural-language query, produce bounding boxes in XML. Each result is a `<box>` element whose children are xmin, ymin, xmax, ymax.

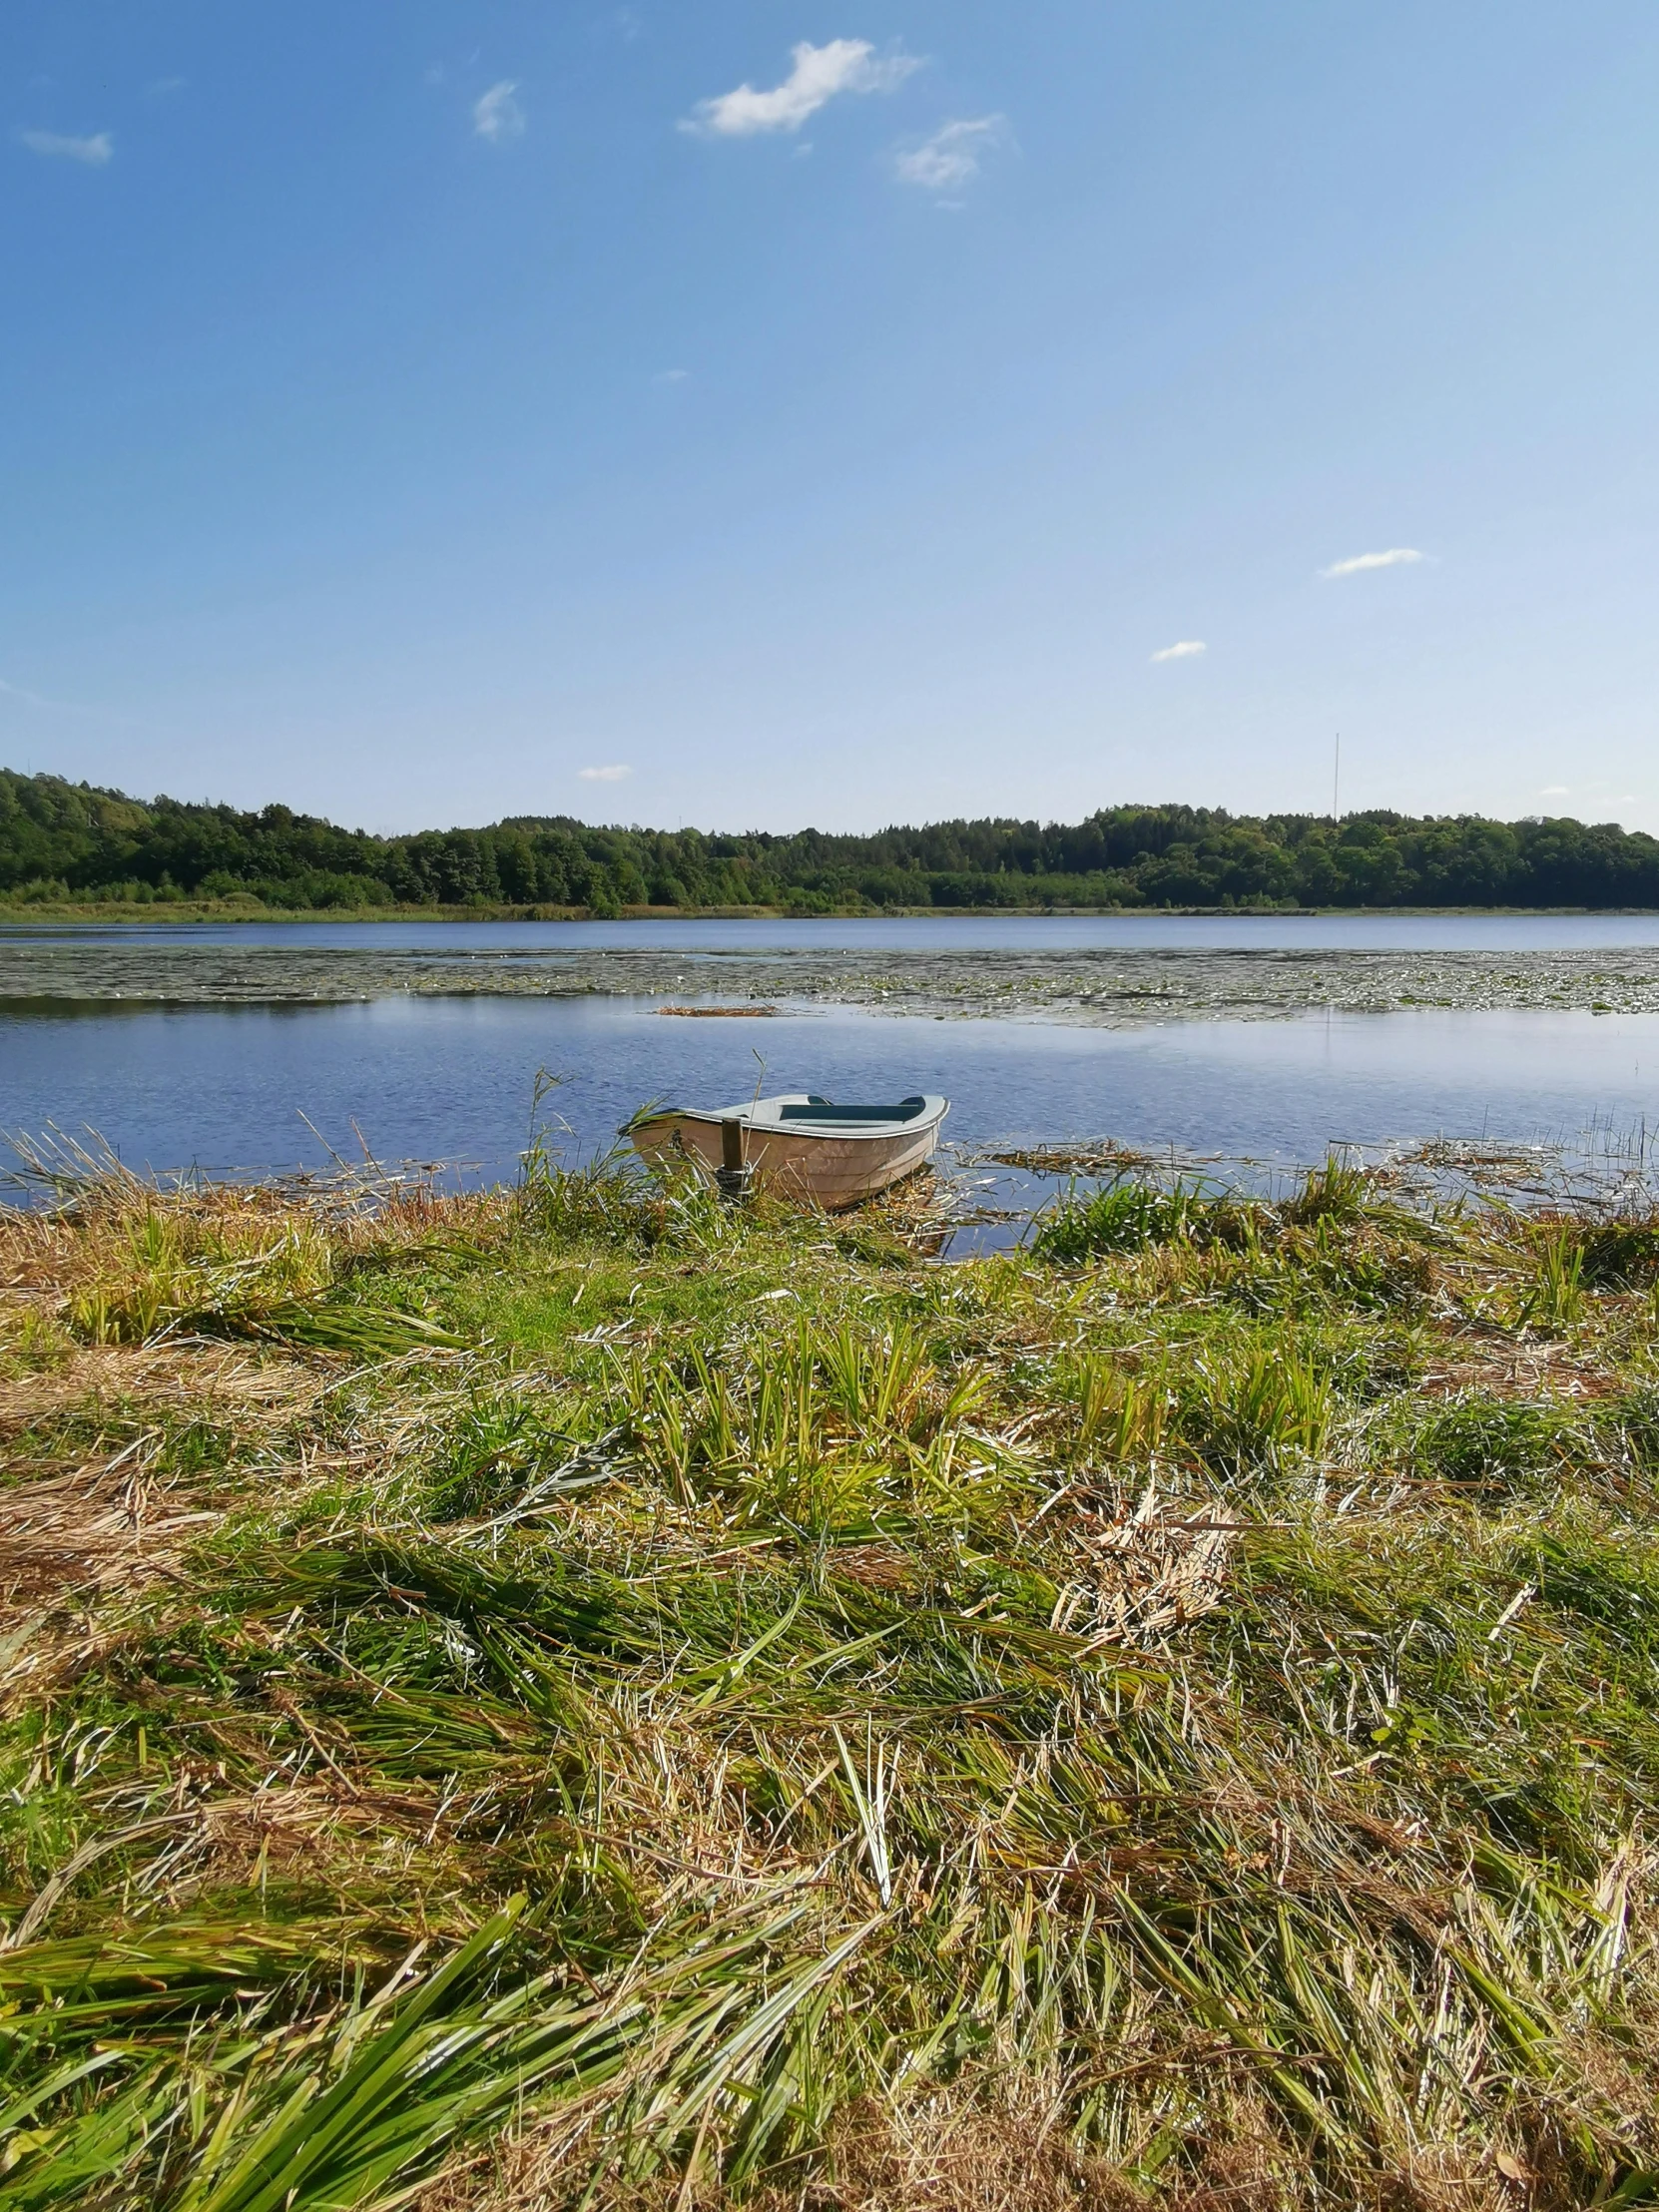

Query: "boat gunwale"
<box><xmin>627</xmin><ymin>1094</ymin><xmax>947</xmax><ymax>1145</ymax></box>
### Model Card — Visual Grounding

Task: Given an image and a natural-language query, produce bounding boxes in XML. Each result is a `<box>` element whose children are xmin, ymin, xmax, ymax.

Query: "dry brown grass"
<box><xmin>418</xmin><ymin>2069</ymin><xmax>1563</xmax><ymax>2212</ymax></box>
<box><xmin>1046</xmin><ymin>1490</ymin><xmax>1234</xmax><ymax>1643</ymax></box>
<box><xmin>0</xmin><ymin>1453</ymin><xmax>222</xmax><ymax>1612</ymax></box>
<box><xmin>0</xmin><ymin>1337</ymin><xmax>318</xmax><ymax>1436</ymax></box>
<box><xmin>1412</xmin><ymin>1325</ymin><xmax>1623</xmax><ymax>1400</ymax></box>
<box><xmin>414</xmin><ymin>2068</ymin><xmax>1145</xmax><ymax>2212</ymax></box>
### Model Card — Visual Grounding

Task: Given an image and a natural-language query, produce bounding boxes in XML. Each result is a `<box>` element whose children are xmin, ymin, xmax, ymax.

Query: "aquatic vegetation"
<box><xmin>1283</xmin><ymin>1151</ymin><xmax>1374</xmax><ymax>1226</ymax></box>
<box><xmin>1521</xmin><ymin>1227</ymin><xmax>1588</xmax><ymax>1333</ymax></box>
<box><xmin>2</xmin><ymin>1156</ymin><xmax>1659</xmax><ymax>2210</ymax></box>
<box><xmin>1030</xmin><ymin>1174</ymin><xmax>1245</xmax><ymax>1261</ymax></box>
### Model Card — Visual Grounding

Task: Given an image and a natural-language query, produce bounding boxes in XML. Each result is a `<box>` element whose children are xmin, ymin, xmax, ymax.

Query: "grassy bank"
<box><xmin>2</xmin><ymin>1149</ymin><xmax>1657</xmax><ymax>2210</ymax></box>
<box><xmin>0</xmin><ymin>899</ymin><xmax>725</xmax><ymax>924</ymax></box>
<box><xmin>1</xmin><ymin>898</ymin><xmax>1652</xmax><ymax>926</ymax></box>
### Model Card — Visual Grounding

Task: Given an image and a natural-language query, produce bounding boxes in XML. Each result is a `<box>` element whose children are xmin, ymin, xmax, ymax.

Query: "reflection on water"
<box><xmin>3</xmin><ymin>998</ymin><xmax>1657</xmax><ymax>1220</ymax></box>
<box><xmin>11</xmin><ymin>912</ymin><xmax>1659</xmax><ymax>954</ymax></box>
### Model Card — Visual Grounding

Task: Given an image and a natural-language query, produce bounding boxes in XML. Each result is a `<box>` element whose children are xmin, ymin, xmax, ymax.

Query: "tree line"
<box><xmin>4</xmin><ymin>768</ymin><xmax>1658</xmax><ymax>911</ymax></box>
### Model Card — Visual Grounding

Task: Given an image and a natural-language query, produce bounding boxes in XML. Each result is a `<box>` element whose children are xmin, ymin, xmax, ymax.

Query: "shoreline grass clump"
<box><xmin>1</xmin><ymin>1149</ymin><xmax>1659</xmax><ymax>2209</ymax></box>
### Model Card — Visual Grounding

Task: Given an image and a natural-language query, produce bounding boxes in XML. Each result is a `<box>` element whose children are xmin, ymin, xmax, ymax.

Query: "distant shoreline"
<box><xmin>6</xmin><ymin>899</ymin><xmax>1659</xmax><ymax>926</ymax></box>
<box><xmin>10</xmin><ymin>773</ymin><xmax>1659</xmax><ymax>915</ymax></box>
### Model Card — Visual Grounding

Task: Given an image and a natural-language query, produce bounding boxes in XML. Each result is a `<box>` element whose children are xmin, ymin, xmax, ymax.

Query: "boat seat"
<box><xmin>778</xmin><ymin>1096</ymin><xmax>928</xmax><ymax>1124</ymax></box>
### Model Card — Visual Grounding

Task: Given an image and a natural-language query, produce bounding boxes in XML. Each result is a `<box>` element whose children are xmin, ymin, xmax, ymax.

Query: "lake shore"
<box><xmin>7</xmin><ymin>932</ymin><xmax>1659</xmax><ymax>1023</ymax></box>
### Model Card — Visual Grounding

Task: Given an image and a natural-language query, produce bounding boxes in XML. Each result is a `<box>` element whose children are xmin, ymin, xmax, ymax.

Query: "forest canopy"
<box><xmin>4</xmin><ymin>768</ymin><xmax>1658</xmax><ymax>912</ymax></box>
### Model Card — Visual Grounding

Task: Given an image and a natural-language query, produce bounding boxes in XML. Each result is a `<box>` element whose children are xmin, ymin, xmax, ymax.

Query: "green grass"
<box><xmin>2</xmin><ymin>1160</ymin><xmax>1659</xmax><ymax>2209</ymax></box>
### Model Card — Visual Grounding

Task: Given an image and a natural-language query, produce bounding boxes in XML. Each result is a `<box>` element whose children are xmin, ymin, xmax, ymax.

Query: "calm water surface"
<box><xmin>11</xmin><ymin>913</ymin><xmax>1659</xmax><ymax>953</ymax></box>
<box><xmin>3</xmin><ymin>996</ymin><xmax>1657</xmax><ymax>1201</ymax></box>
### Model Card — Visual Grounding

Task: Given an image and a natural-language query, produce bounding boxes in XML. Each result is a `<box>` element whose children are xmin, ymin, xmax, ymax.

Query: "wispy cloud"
<box><xmin>0</xmin><ymin>676</ymin><xmax>55</xmax><ymax>708</ymax></box>
<box><xmin>685</xmin><ymin>40</ymin><xmax>919</xmax><ymax>138</ymax></box>
<box><xmin>0</xmin><ymin>673</ymin><xmax>87</xmax><ymax>714</ymax></box>
<box><xmin>653</xmin><ymin>367</ymin><xmax>690</xmax><ymax>384</ymax></box>
<box><xmin>578</xmin><ymin>764</ymin><xmax>632</xmax><ymax>783</ymax></box>
<box><xmin>19</xmin><ymin>128</ymin><xmax>112</xmax><ymax>166</ymax></box>
<box><xmin>1538</xmin><ymin>785</ymin><xmax>1570</xmax><ymax>798</ymax></box>
<box><xmin>895</xmin><ymin>114</ymin><xmax>1008</xmax><ymax>195</ymax></box>
<box><xmin>1321</xmin><ymin>547</ymin><xmax>1425</xmax><ymax>579</ymax></box>
<box><xmin>473</xmin><ymin>81</ymin><xmax>525</xmax><ymax>143</ymax></box>
<box><xmin>1150</xmin><ymin>640</ymin><xmax>1207</xmax><ymax>664</ymax></box>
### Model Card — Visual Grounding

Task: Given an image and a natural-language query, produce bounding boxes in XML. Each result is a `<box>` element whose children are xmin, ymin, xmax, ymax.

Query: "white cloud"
<box><xmin>1538</xmin><ymin>785</ymin><xmax>1570</xmax><ymax>797</ymax></box>
<box><xmin>473</xmin><ymin>81</ymin><xmax>525</xmax><ymax>143</ymax></box>
<box><xmin>1321</xmin><ymin>547</ymin><xmax>1426</xmax><ymax>579</ymax></box>
<box><xmin>19</xmin><ymin>128</ymin><xmax>112</xmax><ymax>166</ymax></box>
<box><xmin>1150</xmin><ymin>640</ymin><xmax>1207</xmax><ymax>663</ymax></box>
<box><xmin>685</xmin><ymin>40</ymin><xmax>919</xmax><ymax>138</ymax></box>
<box><xmin>654</xmin><ymin>367</ymin><xmax>690</xmax><ymax>383</ymax></box>
<box><xmin>578</xmin><ymin>764</ymin><xmax>632</xmax><ymax>783</ymax></box>
<box><xmin>894</xmin><ymin>115</ymin><xmax>1008</xmax><ymax>194</ymax></box>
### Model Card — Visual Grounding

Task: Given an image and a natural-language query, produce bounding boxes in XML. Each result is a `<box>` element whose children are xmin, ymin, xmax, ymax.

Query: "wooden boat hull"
<box><xmin>629</xmin><ymin>1093</ymin><xmax>947</xmax><ymax>1211</ymax></box>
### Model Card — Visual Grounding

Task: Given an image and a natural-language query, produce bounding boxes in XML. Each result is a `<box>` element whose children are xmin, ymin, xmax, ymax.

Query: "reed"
<box><xmin>1</xmin><ymin>1152</ymin><xmax>1658</xmax><ymax>2210</ymax></box>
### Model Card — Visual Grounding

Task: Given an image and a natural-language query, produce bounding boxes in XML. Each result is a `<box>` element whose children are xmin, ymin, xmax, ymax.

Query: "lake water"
<box><xmin>4</xmin><ymin>993</ymin><xmax>1657</xmax><ymax>1224</ymax></box>
<box><xmin>14</xmin><ymin>912</ymin><xmax>1659</xmax><ymax>953</ymax></box>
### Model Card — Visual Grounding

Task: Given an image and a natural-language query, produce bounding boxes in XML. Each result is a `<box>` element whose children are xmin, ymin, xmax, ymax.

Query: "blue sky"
<box><xmin>4</xmin><ymin>3</ymin><xmax>1658</xmax><ymax>834</ymax></box>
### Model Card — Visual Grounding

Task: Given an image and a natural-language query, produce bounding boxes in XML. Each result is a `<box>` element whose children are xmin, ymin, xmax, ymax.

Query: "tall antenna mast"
<box><xmin>1333</xmin><ymin>733</ymin><xmax>1341</xmax><ymax>821</ymax></box>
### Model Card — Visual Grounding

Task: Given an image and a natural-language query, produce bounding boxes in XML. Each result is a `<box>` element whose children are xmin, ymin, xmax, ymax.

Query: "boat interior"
<box><xmin>775</xmin><ymin>1095</ymin><xmax>930</xmax><ymax>1123</ymax></box>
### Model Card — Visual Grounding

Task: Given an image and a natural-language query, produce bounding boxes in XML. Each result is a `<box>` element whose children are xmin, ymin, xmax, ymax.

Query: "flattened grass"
<box><xmin>0</xmin><ymin>1159</ymin><xmax>1657</xmax><ymax>2209</ymax></box>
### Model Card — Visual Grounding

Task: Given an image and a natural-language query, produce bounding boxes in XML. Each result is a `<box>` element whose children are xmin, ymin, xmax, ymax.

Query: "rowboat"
<box><xmin>626</xmin><ymin>1092</ymin><xmax>948</xmax><ymax>1211</ymax></box>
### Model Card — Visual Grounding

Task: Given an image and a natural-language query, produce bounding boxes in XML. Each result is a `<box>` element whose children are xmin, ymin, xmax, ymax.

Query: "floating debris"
<box><xmin>980</xmin><ymin>1139</ymin><xmax>1161</xmax><ymax>1176</ymax></box>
